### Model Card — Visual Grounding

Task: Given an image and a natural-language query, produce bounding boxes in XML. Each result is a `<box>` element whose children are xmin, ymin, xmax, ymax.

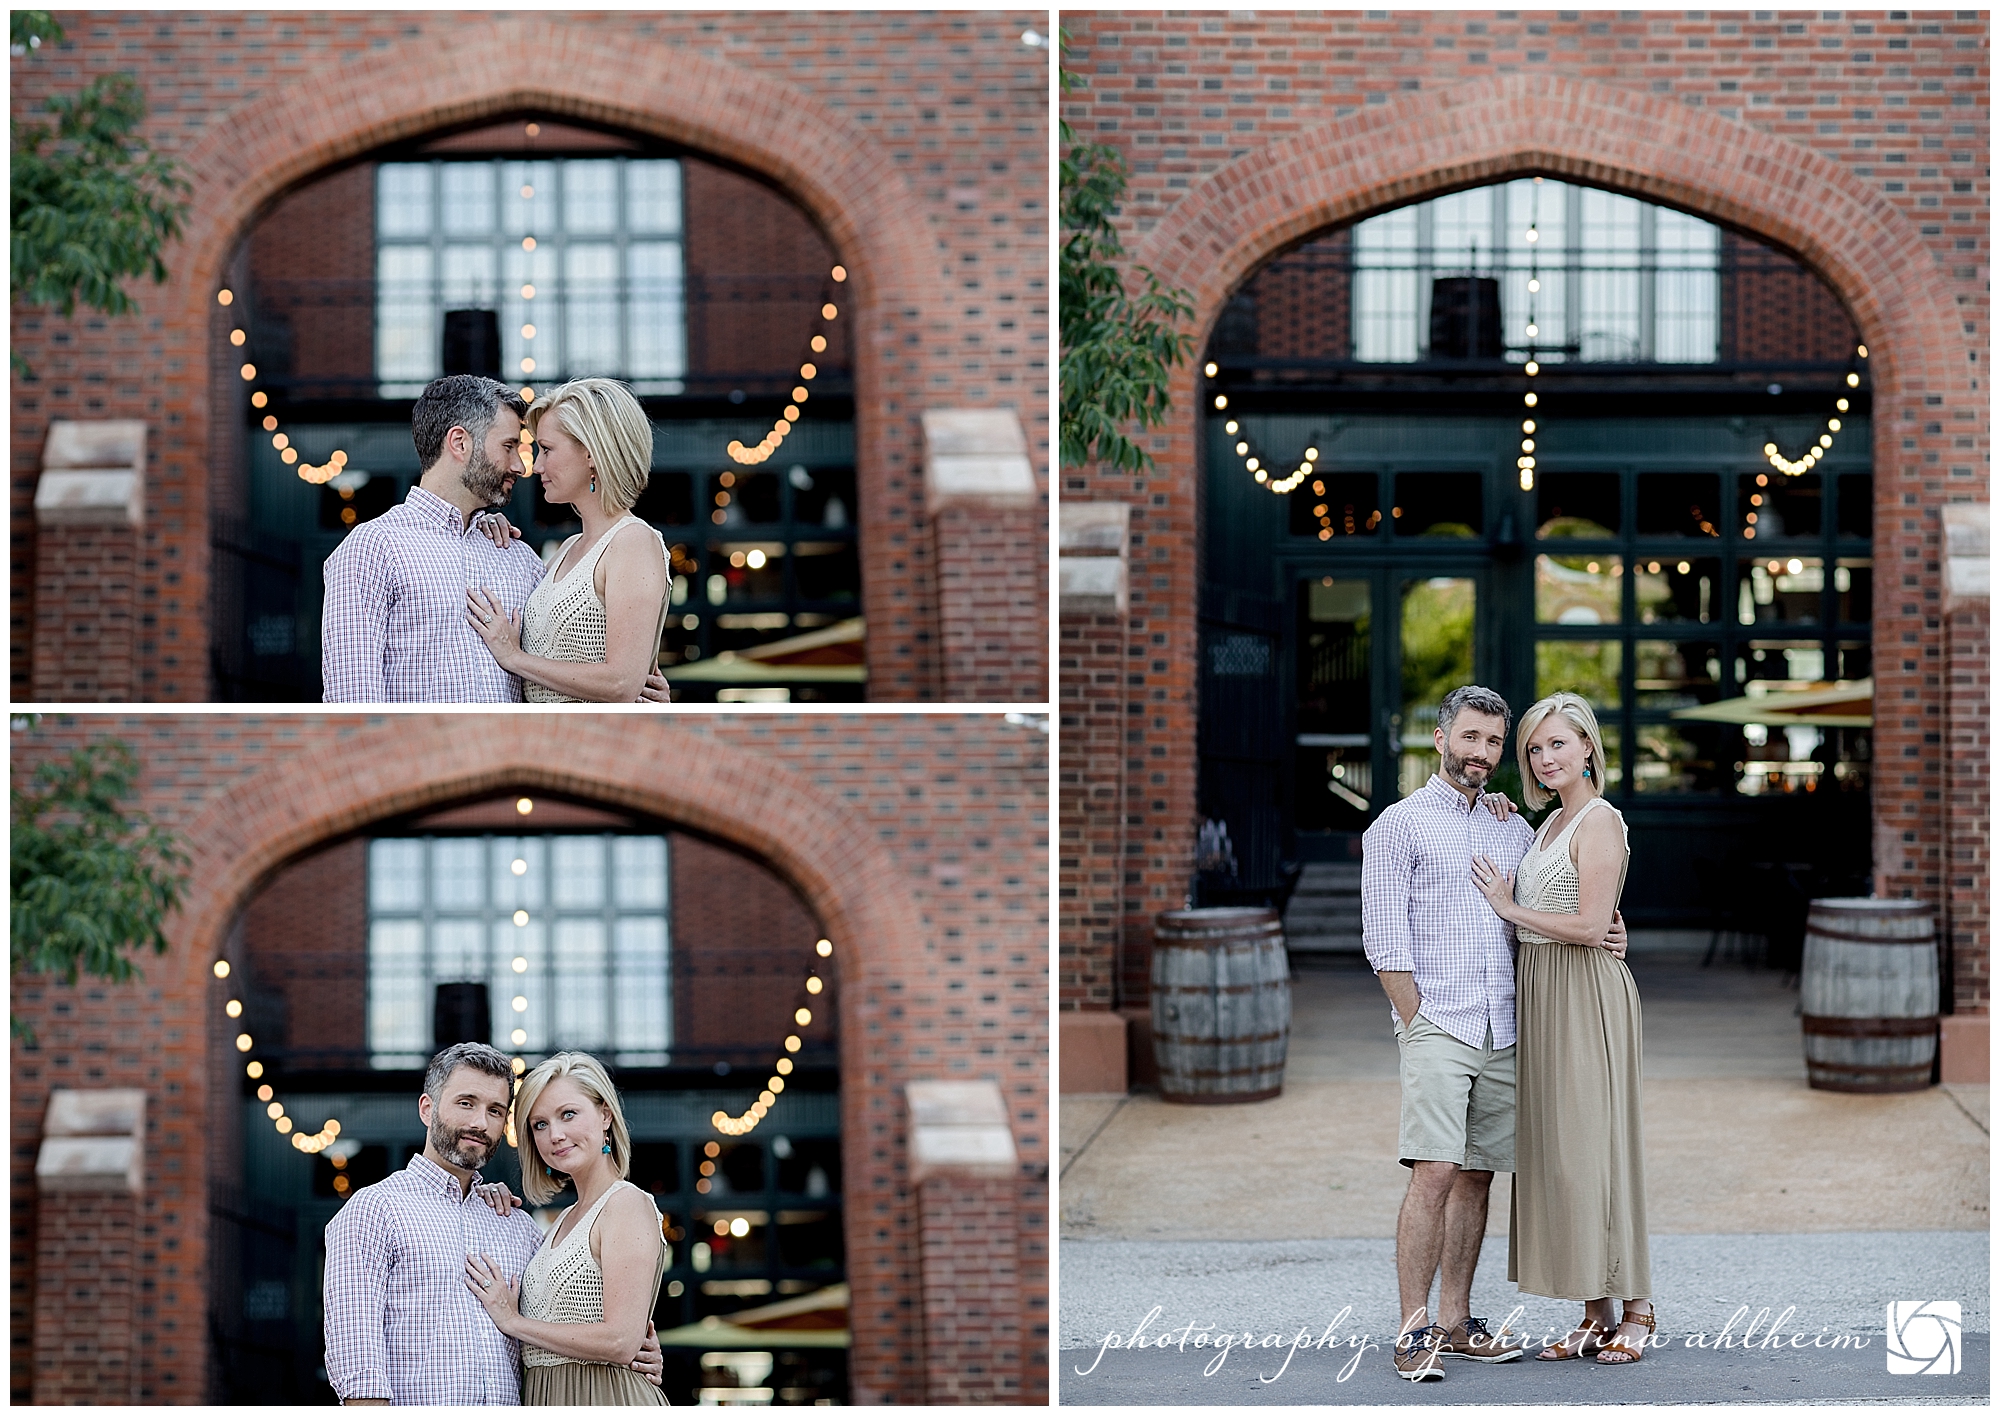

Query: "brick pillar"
<box><xmin>921</xmin><ymin>410</ymin><xmax>1046</xmax><ymax>702</ymax></box>
<box><xmin>31</xmin><ymin>420</ymin><xmax>146</xmax><ymax>702</ymax></box>
<box><xmin>906</xmin><ymin>1080</ymin><xmax>1022</xmax><ymax>1403</ymax></box>
<box><xmin>1939</xmin><ymin>503</ymin><xmax>1989</xmax><ymax>1081</ymax></box>
<box><xmin>33</xmin><ymin>1089</ymin><xmax>147</xmax><ymax>1404</ymax></box>
<box><xmin>1058</xmin><ymin>502</ymin><xmax>1132</xmax><ymax>1092</ymax></box>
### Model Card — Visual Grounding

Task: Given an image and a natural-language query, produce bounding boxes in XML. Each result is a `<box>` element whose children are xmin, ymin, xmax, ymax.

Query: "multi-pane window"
<box><xmin>376</xmin><ymin>158</ymin><xmax>686</xmax><ymax>397</ymax></box>
<box><xmin>367</xmin><ymin>834</ymin><xmax>671</xmax><ymax>1069</ymax></box>
<box><xmin>1349</xmin><ymin>178</ymin><xmax>1721</xmax><ymax>364</ymax></box>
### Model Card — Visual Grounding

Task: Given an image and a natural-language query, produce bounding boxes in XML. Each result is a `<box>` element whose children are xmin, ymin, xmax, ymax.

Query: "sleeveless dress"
<box><xmin>520</xmin><ymin>515</ymin><xmax>671</xmax><ymax>703</ymax></box>
<box><xmin>1507</xmin><ymin>795</ymin><xmax>1652</xmax><ymax>1301</ymax></box>
<box><xmin>519</xmin><ymin>1180</ymin><xmax>670</xmax><ymax>1406</ymax></box>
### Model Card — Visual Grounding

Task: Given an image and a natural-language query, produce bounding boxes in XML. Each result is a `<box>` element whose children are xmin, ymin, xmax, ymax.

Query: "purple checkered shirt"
<box><xmin>322</xmin><ymin>1151</ymin><xmax>544</xmax><ymax>1405</ymax></box>
<box><xmin>1361</xmin><ymin>773</ymin><xmax>1536</xmax><ymax>1048</ymax></box>
<box><xmin>321</xmin><ymin>485</ymin><xmax>547</xmax><ymax>702</ymax></box>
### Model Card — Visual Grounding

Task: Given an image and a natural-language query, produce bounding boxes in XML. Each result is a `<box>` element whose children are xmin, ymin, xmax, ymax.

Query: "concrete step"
<box><xmin>1285</xmin><ymin>862</ymin><xmax>1363</xmax><ymax>953</ymax></box>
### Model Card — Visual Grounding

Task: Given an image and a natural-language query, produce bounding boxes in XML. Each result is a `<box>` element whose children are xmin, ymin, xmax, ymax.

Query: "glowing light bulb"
<box><xmin>1204</xmin><ymin>362</ymin><xmax>1218</xmax><ymax>377</ymax></box>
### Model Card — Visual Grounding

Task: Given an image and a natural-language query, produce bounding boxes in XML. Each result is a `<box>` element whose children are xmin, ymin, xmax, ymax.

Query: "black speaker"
<box><xmin>1428</xmin><ymin>276</ymin><xmax>1504</xmax><ymax>360</ymax></box>
<box><xmin>442</xmin><ymin>309</ymin><xmax>502</xmax><ymax>379</ymax></box>
<box><xmin>434</xmin><ymin>982</ymin><xmax>491</xmax><ymax>1049</ymax></box>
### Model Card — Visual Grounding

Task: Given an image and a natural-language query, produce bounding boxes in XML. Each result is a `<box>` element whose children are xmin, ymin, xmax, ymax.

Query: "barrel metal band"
<box><xmin>1806</xmin><ymin>925</ymin><xmax>1937</xmax><ymax>945</ymax></box>
<box><xmin>1800</xmin><ymin>1014</ymin><xmax>1940</xmax><ymax>1038</ymax></box>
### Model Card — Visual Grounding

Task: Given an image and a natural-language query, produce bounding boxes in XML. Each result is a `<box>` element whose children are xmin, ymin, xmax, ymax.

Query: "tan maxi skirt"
<box><xmin>523</xmin><ymin>1360</ymin><xmax>672</xmax><ymax>1406</ymax></box>
<box><xmin>1508</xmin><ymin>938</ymin><xmax>1652</xmax><ymax>1300</ymax></box>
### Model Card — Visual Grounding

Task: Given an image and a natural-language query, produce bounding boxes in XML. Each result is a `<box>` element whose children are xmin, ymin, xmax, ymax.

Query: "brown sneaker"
<box><xmin>1393</xmin><ymin>1325</ymin><xmax>1447</xmax><ymax>1381</ymax></box>
<box><xmin>1436</xmin><ymin>1315</ymin><xmax>1525</xmax><ymax>1362</ymax></box>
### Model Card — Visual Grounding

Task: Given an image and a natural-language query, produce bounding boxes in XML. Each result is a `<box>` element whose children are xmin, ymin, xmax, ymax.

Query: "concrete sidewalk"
<box><xmin>1058</xmin><ymin>952</ymin><xmax>1990</xmax><ymax>1403</ymax></box>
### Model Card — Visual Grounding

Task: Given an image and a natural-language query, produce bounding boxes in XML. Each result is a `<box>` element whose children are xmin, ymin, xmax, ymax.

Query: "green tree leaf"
<box><xmin>1059</xmin><ymin>36</ymin><xmax>1195</xmax><ymax>474</ymax></box>
<box><xmin>11</xmin><ymin>59</ymin><xmax>190</xmax><ymax>323</ymax></box>
<box><xmin>11</xmin><ymin>741</ymin><xmax>191</xmax><ymax>1023</ymax></box>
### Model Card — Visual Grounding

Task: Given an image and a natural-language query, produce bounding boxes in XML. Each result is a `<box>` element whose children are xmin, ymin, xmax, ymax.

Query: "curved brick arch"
<box><xmin>169</xmin><ymin>716</ymin><xmax>923</xmax><ymax>979</ymax></box>
<box><xmin>165</xmin><ymin>716</ymin><xmax>925</xmax><ymax>1396</ymax></box>
<box><xmin>171</xmin><ymin>13</ymin><xmax>950</xmax><ymax>696</ymax></box>
<box><xmin>1134</xmin><ymin>71</ymin><xmax>1968</xmax><ymax>389</ymax></box>
<box><xmin>1110</xmin><ymin>70</ymin><xmax>1972</xmax><ymax>920</ymax></box>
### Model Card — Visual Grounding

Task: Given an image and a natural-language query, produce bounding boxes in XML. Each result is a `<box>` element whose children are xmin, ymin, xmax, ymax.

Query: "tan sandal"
<box><xmin>1535</xmin><ymin>1317</ymin><xmax>1609</xmax><ymax>1361</ymax></box>
<box><xmin>1596</xmin><ymin>1306</ymin><xmax>1656</xmax><ymax>1365</ymax></box>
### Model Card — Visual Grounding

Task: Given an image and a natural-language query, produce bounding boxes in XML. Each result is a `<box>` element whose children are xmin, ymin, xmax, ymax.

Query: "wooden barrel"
<box><xmin>1151</xmin><ymin>907</ymin><xmax>1290</xmax><ymax>1104</ymax></box>
<box><xmin>1800</xmin><ymin>898</ymin><xmax>1939</xmax><ymax>1093</ymax></box>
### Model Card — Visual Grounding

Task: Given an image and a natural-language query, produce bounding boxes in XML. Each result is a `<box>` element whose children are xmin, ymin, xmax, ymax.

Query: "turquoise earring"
<box><xmin>601</xmin><ymin>1138</ymin><xmax>611</xmax><ymax>1154</ymax></box>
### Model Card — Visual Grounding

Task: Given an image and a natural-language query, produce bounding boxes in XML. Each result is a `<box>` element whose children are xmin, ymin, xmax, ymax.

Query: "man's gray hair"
<box><xmin>423</xmin><ymin>1041</ymin><xmax>514</xmax><ymax>1104</ymax></box>
<box><xmin>411</xmin><ymin>375</ymin><xmax>527</xmax><ymax>472</ymax></box>
<box><xmin>1437</xmin><ymin>684</ymin><xmax>1512</xmax><ymax>737</ymax></box>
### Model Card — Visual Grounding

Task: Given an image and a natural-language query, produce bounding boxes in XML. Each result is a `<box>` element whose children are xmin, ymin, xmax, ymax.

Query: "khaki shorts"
<box><xmin>1394</xmin><ymin>1010</ymin><xmax>1515</xmax><ymax>1172</ymax></box>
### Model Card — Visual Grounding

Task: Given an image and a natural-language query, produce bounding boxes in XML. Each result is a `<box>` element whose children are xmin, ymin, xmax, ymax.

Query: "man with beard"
<box><xmin>1361</xmin><ymin>685</ymin><xmax>1626</xmax><ymax>1380</ymax></box>
<box><xmin>321</xmin><ymin>375</ymin><xmax>547</xmax><ymax>701</ymax></box>
<box><xmin>323</xmin><ymin>1042</ymin><xmax>664</xmax><ymax>1403</ymax></box>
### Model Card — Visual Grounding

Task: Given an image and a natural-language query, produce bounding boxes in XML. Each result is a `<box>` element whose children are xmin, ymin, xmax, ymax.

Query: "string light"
<box><xmin>220</xmin><ymin>287</ymin><xmax>352</xmax><ymax>484</ymax></box>
<box><xmin>1761</xmin><ymin>345</ymin><xmax>1868</xmax><ymax>478</ymax></box>
<box><xmin>726</xmin><ymin>267</ymin><xmax>846</xmax><ymax>466</ymax></box>
<box><xmin>213</xmin><ymin>953</ymin><xmax>344</xmax><ymax>1156</ymax></box>
<box><xmin>708</xmin><ymin>938</ymin><xmax>833</xmax><ymax>1136</ymax></box>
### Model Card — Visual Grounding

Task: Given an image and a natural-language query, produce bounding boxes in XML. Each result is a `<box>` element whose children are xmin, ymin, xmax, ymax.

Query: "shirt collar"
<box><xmin>405</xmin><ymin>483</ymin><xmax>494</xmax><ymax>538</ymax></box>
<box><xmin>1423</xmin><ymin>772</ymin><xmax>1481</xmax><ymax>816</ymax></box>
<box><xmin>406</xmin><ymin>1149</ymin><xmax>483</xmax><ymax>1201</ymax></box>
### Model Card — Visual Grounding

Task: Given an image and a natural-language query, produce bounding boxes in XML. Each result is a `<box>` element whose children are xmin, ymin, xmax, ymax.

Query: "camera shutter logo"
<box><xmin>1885</xmin><ymin>1301</ymin><xmax>1961</xmax><ymax>1375</ymax></box>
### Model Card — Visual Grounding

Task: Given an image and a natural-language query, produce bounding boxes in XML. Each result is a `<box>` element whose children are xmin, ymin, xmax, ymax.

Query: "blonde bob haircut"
<box><xmin>512</xmin><ymin>1051</ymin><xmax>634</xmax><ymax>1206</ymax></box>
<box><xmin>527</xmin><ymin>378</ymin><xmax>654</xmax><ymax>516</ymax></box>
<box><xmin>1515</xmin><ymin>690</ymin><xmax>1610</xmax><ymax>811</ymax></box>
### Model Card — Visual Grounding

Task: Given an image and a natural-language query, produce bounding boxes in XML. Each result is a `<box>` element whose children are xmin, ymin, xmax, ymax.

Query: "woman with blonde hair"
<box><xmin>1468</xmin><ymin>691</ymin><xmax>1655</xmax><ymax>1366</ymax></box>
<box><xmin>468</xmin><ymin>378</ymin><xmax>673</xmax><ymax>702</ymax></box>
<box><xmin>464</xmin><ymin>1051</ymin><xmax>669</xmax><ymax>1405</ymax></box>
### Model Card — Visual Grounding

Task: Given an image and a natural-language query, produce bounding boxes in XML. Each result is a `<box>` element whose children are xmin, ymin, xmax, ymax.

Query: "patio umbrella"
<box><xmin>1670</xmin><ymin>677</ymin><xmax>1873</xmax><ymax>729</ymax></box>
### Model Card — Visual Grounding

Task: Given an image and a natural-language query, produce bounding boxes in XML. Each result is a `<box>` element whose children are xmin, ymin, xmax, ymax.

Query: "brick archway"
<box><xmin>174</xmin><ymin>13</ymin><xmax>951</xmax><ymax>696</ymax></box>
<box><xmin>1135</xmin><ymin>71</ymin><xmax>1966</xmax><ymax>383</ymax></box>
<box><xmin>166</xmin><ymin>717</ymin><xmax>926</xmax><ymax>1399</ymax></box>
<box><xmin>1122</xmin><ymin>70</ymin><xmax>1973</xmax><ymax>909</ymax></box>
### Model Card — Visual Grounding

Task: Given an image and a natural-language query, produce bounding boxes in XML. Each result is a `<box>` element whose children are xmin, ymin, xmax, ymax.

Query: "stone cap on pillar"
<box><xmin>1058</xmin><ymin>501</ymin><xmax>1131</xmax><ymax>616</ymax></box>
<box><xmin>34</xmin><ymin>419</ymin><xmax>146</xmax><ymax>528</ymax></box>
<box><xmin>1942</xmin><ymin>501</ymin><xmax>1989</xmax><ymax>613</ymax></box>
<box><xmin>920</xmin><ymin>409</ymin><xmax>1038</xmax><ymax>512</ymax></box>
<box><xmin>37</xmin><ymin>1087</ymin><xmax>146</xmax><ymax>1195</ymax></box>
<box><xmin>905</xmin><ymin>1078</ymin><xmax>1018</xmax><ymax>1182</ymax></box>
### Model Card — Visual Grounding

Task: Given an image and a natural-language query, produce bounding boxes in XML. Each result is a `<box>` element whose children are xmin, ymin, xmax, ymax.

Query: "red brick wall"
<box><xmin>1946</xmin><ymin>604</ymin><xmax>1989</xmax><ymax>1012</ymax></box>
<box><xmin>240</xmin><ymin>837</ymin><xmax>368</xmax><ymax>1066</ymax></box>
<box><xmin>11</xmin><ymin>714</ymin><xmax>1048</xmax><ymax>1403</ymax></box>
<box><xmin>915</xmin><ymin>1175</ymin><xmax>1023</xmax><ymax>1402</ymax></box>
<box><xmin>10</xmin><ymin>11</ymin><xmax>1050</xmax><ymax>702</ymax></box>
<box><xmin>246</xmin><ymin>161</ymin><xmax>374</xmax><ymax>386</ymax></box>
<box><xmin>933</xmin><ymin>505</ymin><xmax>1050</xmax><ymax>702</ymax></box>
<box><xmin>33</xmin><ymin>1192</ymin><xmax>140</xmax><ymax>1405</ymax></box>
<box><xmin>673</xmin><ymin>833</ymin><xmax>841</xmax><ymax>1053</ymax></box>
<box><xmin>1060</xmin><ymin>12</ymin><xmax>1988</xmax><ymax>1014</ymax></box>
<box><xmin>1057</xmin><ymin>611</ymin><xmax>1127</xmax><ymax>1010</ymax></box>
<box><xmin>31</xmin><ymin>522</ymin><xmax>139</xmax><ymax>701</ymax></box>
<box><xmin>683</xmin><ymin>158</ymin><xmax>851</xmax><ymax>380</ymax></box>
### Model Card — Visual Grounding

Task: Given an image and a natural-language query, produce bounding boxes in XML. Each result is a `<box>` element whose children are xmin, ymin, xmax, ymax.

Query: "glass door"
<box><xmin>1395</xmin><ymin>575</ymin><xmax>1479</xmax><ymax>799</ymax></box>
<box><xmin>1293</xmin><ymin>576</ymin><xmax>1374</xmax><ymax>835</ymax></box>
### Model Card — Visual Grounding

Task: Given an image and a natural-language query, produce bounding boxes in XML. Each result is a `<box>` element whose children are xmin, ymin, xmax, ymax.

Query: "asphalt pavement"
<box><xmin>1058</xmin><ymin>950</ymin><xmax>1992</xmax><ymax>1406</ymax></box>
